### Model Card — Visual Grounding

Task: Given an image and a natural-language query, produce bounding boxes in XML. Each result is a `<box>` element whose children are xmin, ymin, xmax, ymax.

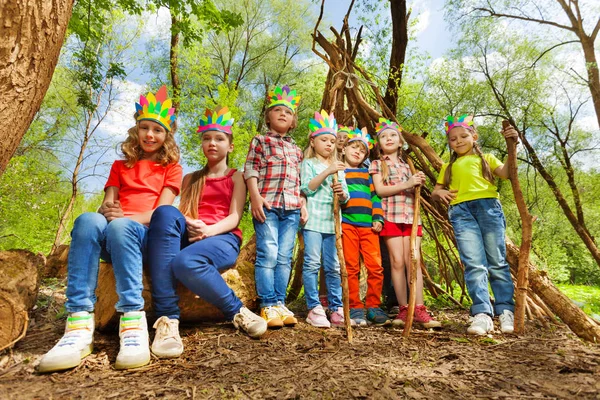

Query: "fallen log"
<box><xmin>94</xmin><ymin>236</ymin><xmax>258</xmax><ymax>330</ymax></box>
<box><xmin>0</xmin><ymin>250</ymin><xmax>43</xmax><ymax>351</ymax></box>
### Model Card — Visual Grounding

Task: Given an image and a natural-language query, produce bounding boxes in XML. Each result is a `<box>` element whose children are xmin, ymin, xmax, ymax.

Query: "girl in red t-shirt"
<box><xmin>39</xmin><ymin>86</ymin><xmax>182</xmax><ymax>373</ymax></box>
<box><xmin>147</xmin><ymin>106</ymin><xmax>267</xmax><ymax>359</ymax></box>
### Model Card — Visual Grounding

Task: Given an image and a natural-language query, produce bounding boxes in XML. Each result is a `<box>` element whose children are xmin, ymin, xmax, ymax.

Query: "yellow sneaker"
<box><xmin>260</xmin><ymin>306</ymin><xmax>284</xmax><ymax>329</ymax></box>
<box><xmin>275</xmin><ymin>301</ymin><xmax>298</xmax><ymax>326</ymax></box>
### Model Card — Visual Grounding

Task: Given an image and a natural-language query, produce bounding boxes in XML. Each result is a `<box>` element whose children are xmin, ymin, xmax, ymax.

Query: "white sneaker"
<box><xmin>233</xmin><ymin>307</ymin><xmax>268</xmax><ymax>339</ymax></box>
<box><xmin>151</xmin><ymin>316</ymin><xmax>183</xmax><ymax>358</ymax></box>
<box><xmin>275</xmin><ymin>301</ymin><xmax>298</xmax><ymax>326</ymax></box>
<box><xmin>306</xmin><ymin>305</ymin><xmax>331</xmax><ymax>328</ymax></box>
<box><xmin>467</xmin><ymin>313</ymin><xmax>494</xmax><ymax>335</ymax></box>
<box><xmin>115</xmin><ymin>311</ymin><xmax>150</xmax><ymax>370</ymax></box>
<box><xmin>499</xmin><ymin>310</ymin><xmax>515</xmax><ymax>334</ymax></box>
<box><xmin>38</xmin><ymin>311</ymin><xmax>94</xmax><ymax>373</ymax></box>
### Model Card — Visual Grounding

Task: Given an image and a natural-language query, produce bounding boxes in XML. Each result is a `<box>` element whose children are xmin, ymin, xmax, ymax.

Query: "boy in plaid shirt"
<box><xmin>244</xmin><ymin>85</ymin><xmax>306</xmax><ymax>329</ymax></box>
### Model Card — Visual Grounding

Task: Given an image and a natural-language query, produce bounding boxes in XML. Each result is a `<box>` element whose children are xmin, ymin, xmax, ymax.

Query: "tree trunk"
<box><xmin>579</xmin><ymin>32</ymin><xmax>600</xmax><ymax>131</ymax></box>
<box><xmin>383</xmin><ymin>0</ymin><xmax>409</xmax><ymax>115</ymax></box>
<box><xmin>506</xmin><ymin>241</ymin><xmax>600</xmax><ymax>343</ymax></box>
<box><xmin>94</xmin><ymin>238</ymin><xmax>258</xmax><ymax>330</ymax></box>
<box><xmin>170</xmin><ymin>13</ymin><xmax>181</xmax><ymax>112</ymax></box>
<box><xmin>0</xmin><ymin>250</ymin><xmax>44</xmax><ymax>350</ymax></box>
<box><xmin>0</xmin><ymin>0</ymin><xmax>74</xmax><ymax>176</ymax></box>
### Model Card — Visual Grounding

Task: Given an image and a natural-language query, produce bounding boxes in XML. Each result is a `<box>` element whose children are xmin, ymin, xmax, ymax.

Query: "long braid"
<box><xmin>442</xmin><ymin>151</ymin><xmax>458</xmax><ymax>188</ymax></box>
<box><xmin>472</xmin><ymin>142</ymin><xmax>495</xmax><ymax>184</ymax></box>
<box><xmin>179</xmin><ymin>165</ymin><xmax>210</xmax><ymax>219</ymax></box>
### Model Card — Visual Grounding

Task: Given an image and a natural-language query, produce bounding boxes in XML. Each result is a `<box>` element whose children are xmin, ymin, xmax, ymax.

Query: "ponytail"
<box><xmin>179</xmin><ymin>165</ymin><xmax>210</xmax><ymax>219</ymax></box>
<box><xmin>442</xmin><ymin>141</ymin><xmax>495</xmax><ymax>188</ymax></box>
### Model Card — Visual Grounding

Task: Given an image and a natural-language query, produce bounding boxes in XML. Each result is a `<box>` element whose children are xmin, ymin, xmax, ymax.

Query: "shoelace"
<box><xmin>414</xmin><ymin>306</ymin><xmax>432</xmax><ymax>321</ymax></box>
<box><xmin>277</xmin><ymin>303</ymin><xmax>293</xmax><ymax>316</ymax></box>
<box><xmin>265</xmin><ymin>306</ymin><xmax>280</xmax><ymax>319</ymax></box>
<box><xmin>57</xmin><ymin>316</ymin><xmax>92</xmax><ymax>348</ymax></box>
<box><xmin>120</xmin><ymin>316</ymin><xmax>144</xmax><ymax>347</ymax></box>
<box><xmin>155</xmin><ymin>318</ymin><xmax>178</xmax><ymax>341</ymax></box>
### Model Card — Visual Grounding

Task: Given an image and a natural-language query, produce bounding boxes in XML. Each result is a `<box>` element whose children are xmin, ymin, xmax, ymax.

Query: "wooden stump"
<box><xmin>0</xmin><ymin>250</ymin><xmax>43</xmax><ymax>351</ymax></box>
<box><xmin>43</xmin><ymin>244</ymin><xmax>69</xmax><ymax>278</ymax></box>
<box><xmin>95</xmin><ymin>236</ymin><xmax>258</xmax><ymax>330</ymax></box>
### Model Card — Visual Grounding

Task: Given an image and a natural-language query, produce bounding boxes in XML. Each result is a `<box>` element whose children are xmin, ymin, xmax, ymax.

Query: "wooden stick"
<box><xmin>403</xmin><ymin>157</ymin><xmax>421</xmax><ymax>337</ymax></box>
<box><xmin>502</xmin><ymin>120</ymin><xmax>533</xmax><ymax>334</ymax></box>
<box><xmin>332</xmin><ymin>174</ymin><xmax>352</xmax><ymax>342</ymax></box>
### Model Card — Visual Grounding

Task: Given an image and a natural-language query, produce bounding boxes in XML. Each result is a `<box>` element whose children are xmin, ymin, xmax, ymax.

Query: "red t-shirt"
<box><xmin>197</xmin><ymin>169</ymin><xmax>242</xmax><ymax>241</ymax></box>
<box><xmin>104</xmin><ymin>160</ymin><xmax>183</xmax><ymax>216</ymax></box>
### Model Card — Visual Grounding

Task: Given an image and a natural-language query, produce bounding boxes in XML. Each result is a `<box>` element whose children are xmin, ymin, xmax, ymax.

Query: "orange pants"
<box><xmin>342</xmin><ymin>223</ymin><xmax>383</xmax><ymax>309</ymax></box>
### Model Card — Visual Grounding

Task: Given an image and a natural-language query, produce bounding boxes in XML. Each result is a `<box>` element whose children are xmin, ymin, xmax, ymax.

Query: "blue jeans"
<box><xmin>253</xmin><ymin>208</ymin><xmax>300</xmax><ymax>308</ymax></box>
<box><xmin>302</xmin><ymin>229</ymin><xmax>343</xmax><ymax>310</ymax></box>
<box><xmin>448</xmin><ymin>198</ymin><xmax>515</xmax><ymax>316</ymax></box>
<box><xmin>65</xmin><ymin>212</ymin><xmax>148</xmax><ymax>313</ymax></box>
<box><xmin>146</xmin><ymin>205</ymin><xmax>243</xmax><ymax>320</ymax></box>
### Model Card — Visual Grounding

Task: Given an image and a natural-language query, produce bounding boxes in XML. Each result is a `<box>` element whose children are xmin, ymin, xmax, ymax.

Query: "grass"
<box><xmin>557</xmin><ymin>284</ymin><xmax>600</xmax><ymax>320</ymax></box>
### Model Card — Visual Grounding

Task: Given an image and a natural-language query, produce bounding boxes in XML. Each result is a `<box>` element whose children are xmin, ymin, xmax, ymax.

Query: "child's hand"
<box><xmin>331</xmin><ymin>181</ymin><xmax>347</xmax><ymax>201</ymax></box>
<box><xmin>186</xmin><ymin>217</ymin><xmax>210</xmax><ymax>242</ymax></box>
<box><xmin>407</xmin><ymin>171</ymin><xmax>426</xmax><ymax>188</ymax></box>
<box><xmin>433</xmin><ymin>189</ymin><xmax>457</xmax><ymax>206</ymax></box>
<box><xmin>326</xmin><ymin>161</ymin><xmax>346</xmax><ymax>176</ymax></box>
<box><xmin>300</xmin><ymin>205</ymin><xmax>309</xmax><ymax>225</ymax></box>
<box><xmin>250</xmin><ymin>195</ymin><xmax>271</xmax><ymax>223</ymax></box>
<box><xmin>372</xmin><ymin>221</ymin><xmax>383</xmax><ymax>233</ymax></box>
<box><xmin>502</xmin><ymin>125</ymin><xmax>519</xmax><ymax>144</ymax></box>
<box><xmin>100</xmin><ymin>201</ymin><xmax>124</xmax><ymax>222</ymax></box>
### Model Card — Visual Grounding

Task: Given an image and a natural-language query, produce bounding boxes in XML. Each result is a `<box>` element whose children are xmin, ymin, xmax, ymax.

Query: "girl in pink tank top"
<box><xmin>146</xmin><ymin>107</ymin><xmax>267</xmax><ymax>360</ymax></box>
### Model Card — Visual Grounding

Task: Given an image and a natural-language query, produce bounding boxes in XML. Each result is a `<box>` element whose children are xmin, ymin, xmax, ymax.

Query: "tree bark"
<box><xmin>383</xmin><ymin>0</ymin><xmax>409</xmax><ymax>115</ymax></box>
<box><xmin>170</xmin><ymin>13</ymin><xmax>181</xmax><ymax>112</ymax></box>
<box><xmin>506</xmin><ymin>241</ymin><xmax>600</xmax><ymax>343</ymax></box>
<box><xmin>0</xmin><ymin>0</ymin><xmax>74</xmax><ymax>176</ymax></box>
<box><xmin>0</xmin><ymin>250</ymin><xmax>44</xmax><ymax>350</ymax></box>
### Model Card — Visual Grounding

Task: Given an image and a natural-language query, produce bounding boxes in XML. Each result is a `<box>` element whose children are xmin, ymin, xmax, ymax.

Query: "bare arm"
<box><xmin>246</xmin><ymin>176</ymin><xmax>270</xmax><ymax>223</ymax></box>
<box><xmin>494</xmin><ymin>126</ymin><xmax>520</xmax><ymax>179</ymax></box>
<box><xmin>308</xmin><ymin>160</ymin><xmax>345</xmax><ymax>191</ymax></box>
<box><xmin>127</xmin><ymin>186</ymin><xmax>178</xmax><ymax>225</ymax></box>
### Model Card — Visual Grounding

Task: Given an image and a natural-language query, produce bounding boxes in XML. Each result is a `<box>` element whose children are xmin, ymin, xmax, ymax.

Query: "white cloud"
<box><xmin>414</xmin><ymin>9</ymin><xmax>431</xmax><ymax>35</ymax></box>
<box><xmin>100</xmin><ymin>80</ymin><xmax>146</xmax><ymax>139</ymax></box>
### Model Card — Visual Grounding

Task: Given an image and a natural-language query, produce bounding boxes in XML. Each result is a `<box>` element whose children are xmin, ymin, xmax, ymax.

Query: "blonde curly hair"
<box><xmin>121</xmin><ymin>114</ymin><xmax>180</xmax><ymax>167</ymax></box>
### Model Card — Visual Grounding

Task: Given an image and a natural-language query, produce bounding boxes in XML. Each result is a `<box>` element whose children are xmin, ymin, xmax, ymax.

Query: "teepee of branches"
<box><xmin>309</xmin><ymin>1</ymin><xmax>599</xmax><ymax>343</ymax></box>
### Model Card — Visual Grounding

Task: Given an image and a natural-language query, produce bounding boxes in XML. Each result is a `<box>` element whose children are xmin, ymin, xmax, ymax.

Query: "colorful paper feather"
<box><xmin>374</xmin><ymin>118</ymin><xmax>402</xmax><ymax>136</ymax></box>
<box><xmin>268</xmin><ymin>85</ymin><xmax>301</xmax><ymax>112</ymax></box>
<box><xmin>347</xmin><ymin>127</ymin><xmax>375</xmax><ymax>150</ymax></box>
<box><xmin>444</xmin><ymin>114</ymin><xmax>474</xmax><ymax>134</ymax></box>
<box><xmin>135</xmin><ymin>85</ymin><xmax>176</xmax><ymax>132</ymax></box>
<box><xmin>309</xmin><ymin>110</ymin><xmax>338</xmax><ymax>137</ymax></box>
<box><xmin>197</xmin><ymin>106</ymin><xmax>234</xmax><ymax>135</ymax></box>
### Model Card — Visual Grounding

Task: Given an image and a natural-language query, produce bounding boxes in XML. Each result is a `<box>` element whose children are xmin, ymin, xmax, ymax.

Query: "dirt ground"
<box><xmin>1</xmin><ymin>288</ymin><xmax>600</xmax><ymax>400</ymax></box>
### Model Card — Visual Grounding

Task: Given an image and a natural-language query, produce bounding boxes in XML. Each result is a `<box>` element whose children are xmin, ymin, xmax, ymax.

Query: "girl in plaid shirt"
<box><xmin>300</xmin><ymin>110</ymin><xmax>352</xmax><ymax>328</ymax></box>
<box><xmin>370</xmin><ymin>118</ymin><xmax>441</xmax><ymax>329</ymax></box>
<box><xmin>243</xmin><ymin>85</ymin><xmax>307</xmax><ymax>329</ymax></box>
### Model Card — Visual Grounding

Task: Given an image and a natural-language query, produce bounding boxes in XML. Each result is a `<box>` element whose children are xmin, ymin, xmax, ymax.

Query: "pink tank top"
<box><xmin>197</xmin><ymin>168</ymin><xmax>242</xmax><ymax>242</ymax></box>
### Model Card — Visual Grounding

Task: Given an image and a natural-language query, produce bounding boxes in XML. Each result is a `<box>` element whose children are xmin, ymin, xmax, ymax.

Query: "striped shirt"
<box><xmin>243</xmin><ymin>132</ymin><xmax>303</xmax><ymax>210</ymax></box>
<box><xmin>341</xmin><ymin>168</ymin><xmax>384</xmax><ymax>227</ymax></box>
<box><xmin>301</xmin><ymin>158</ymin><xmax>349</xmax><ymax>234</ymax></box>
<box><xmin>369</xmin><ymin>155</ymin><xmax>421</xmax><ymax>225</ymax></box>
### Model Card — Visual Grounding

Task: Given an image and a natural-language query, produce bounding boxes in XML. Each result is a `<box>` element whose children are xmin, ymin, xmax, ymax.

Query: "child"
<box><xmin>335</xmin><ymin>125</ymin><xmax>350</xmax><ymax>160</ymax></box>
<box><xmin>147</xmin><ymin>107</ymin><xmax>267</xmax><ymax>358</ymax></box>
<box><xmin>341</xmin><ymin>127</ymin><xmax>390</xmax><ymax>327</ymax></box>
<box><xmin>301</xmin><ymin>110</ymin><xmax>353</xmax><ymax>328</ymax></box>
<box><xmin>243</xmin><ymin>85</ymin><xmax>306</xmax><ymax>329</ymax></box>
<box><xmin>38</xmin><ymin>86</ymin><xmax>183</xmax><ymax>372</ymax></box>
<box><xmin>370</xmin><ymin>118</ymin><xmax>440</xmax><ymax>329</ymax></box>
<box><xmin>432</xmin><ymin>115</ymin><xmax>517</xmax><ymax>335</ymax></box>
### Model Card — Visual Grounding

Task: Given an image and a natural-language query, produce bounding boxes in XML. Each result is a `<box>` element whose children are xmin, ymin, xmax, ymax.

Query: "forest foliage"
<box><xmin>1</xmin><ymin>0</ymin><xmax>599</xmax><ymax>288</ymax></box>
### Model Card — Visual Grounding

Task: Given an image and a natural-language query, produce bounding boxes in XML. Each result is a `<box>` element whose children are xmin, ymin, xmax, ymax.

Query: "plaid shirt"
<box><xmin>369</xmin><ymin>156</ymin><xmax>421</xmax><ymax>225</ymax></box>
<box><xmin>243</xmin><ymin>132</ymin><xmax>303</xmax><ymax>210</ymax></box>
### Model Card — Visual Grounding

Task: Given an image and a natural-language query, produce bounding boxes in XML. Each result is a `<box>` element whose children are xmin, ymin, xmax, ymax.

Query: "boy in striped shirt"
<box><xmin>341</xmin><ymin>127</ymin><xmax>391</xmax><ymax>326</ymax></box>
